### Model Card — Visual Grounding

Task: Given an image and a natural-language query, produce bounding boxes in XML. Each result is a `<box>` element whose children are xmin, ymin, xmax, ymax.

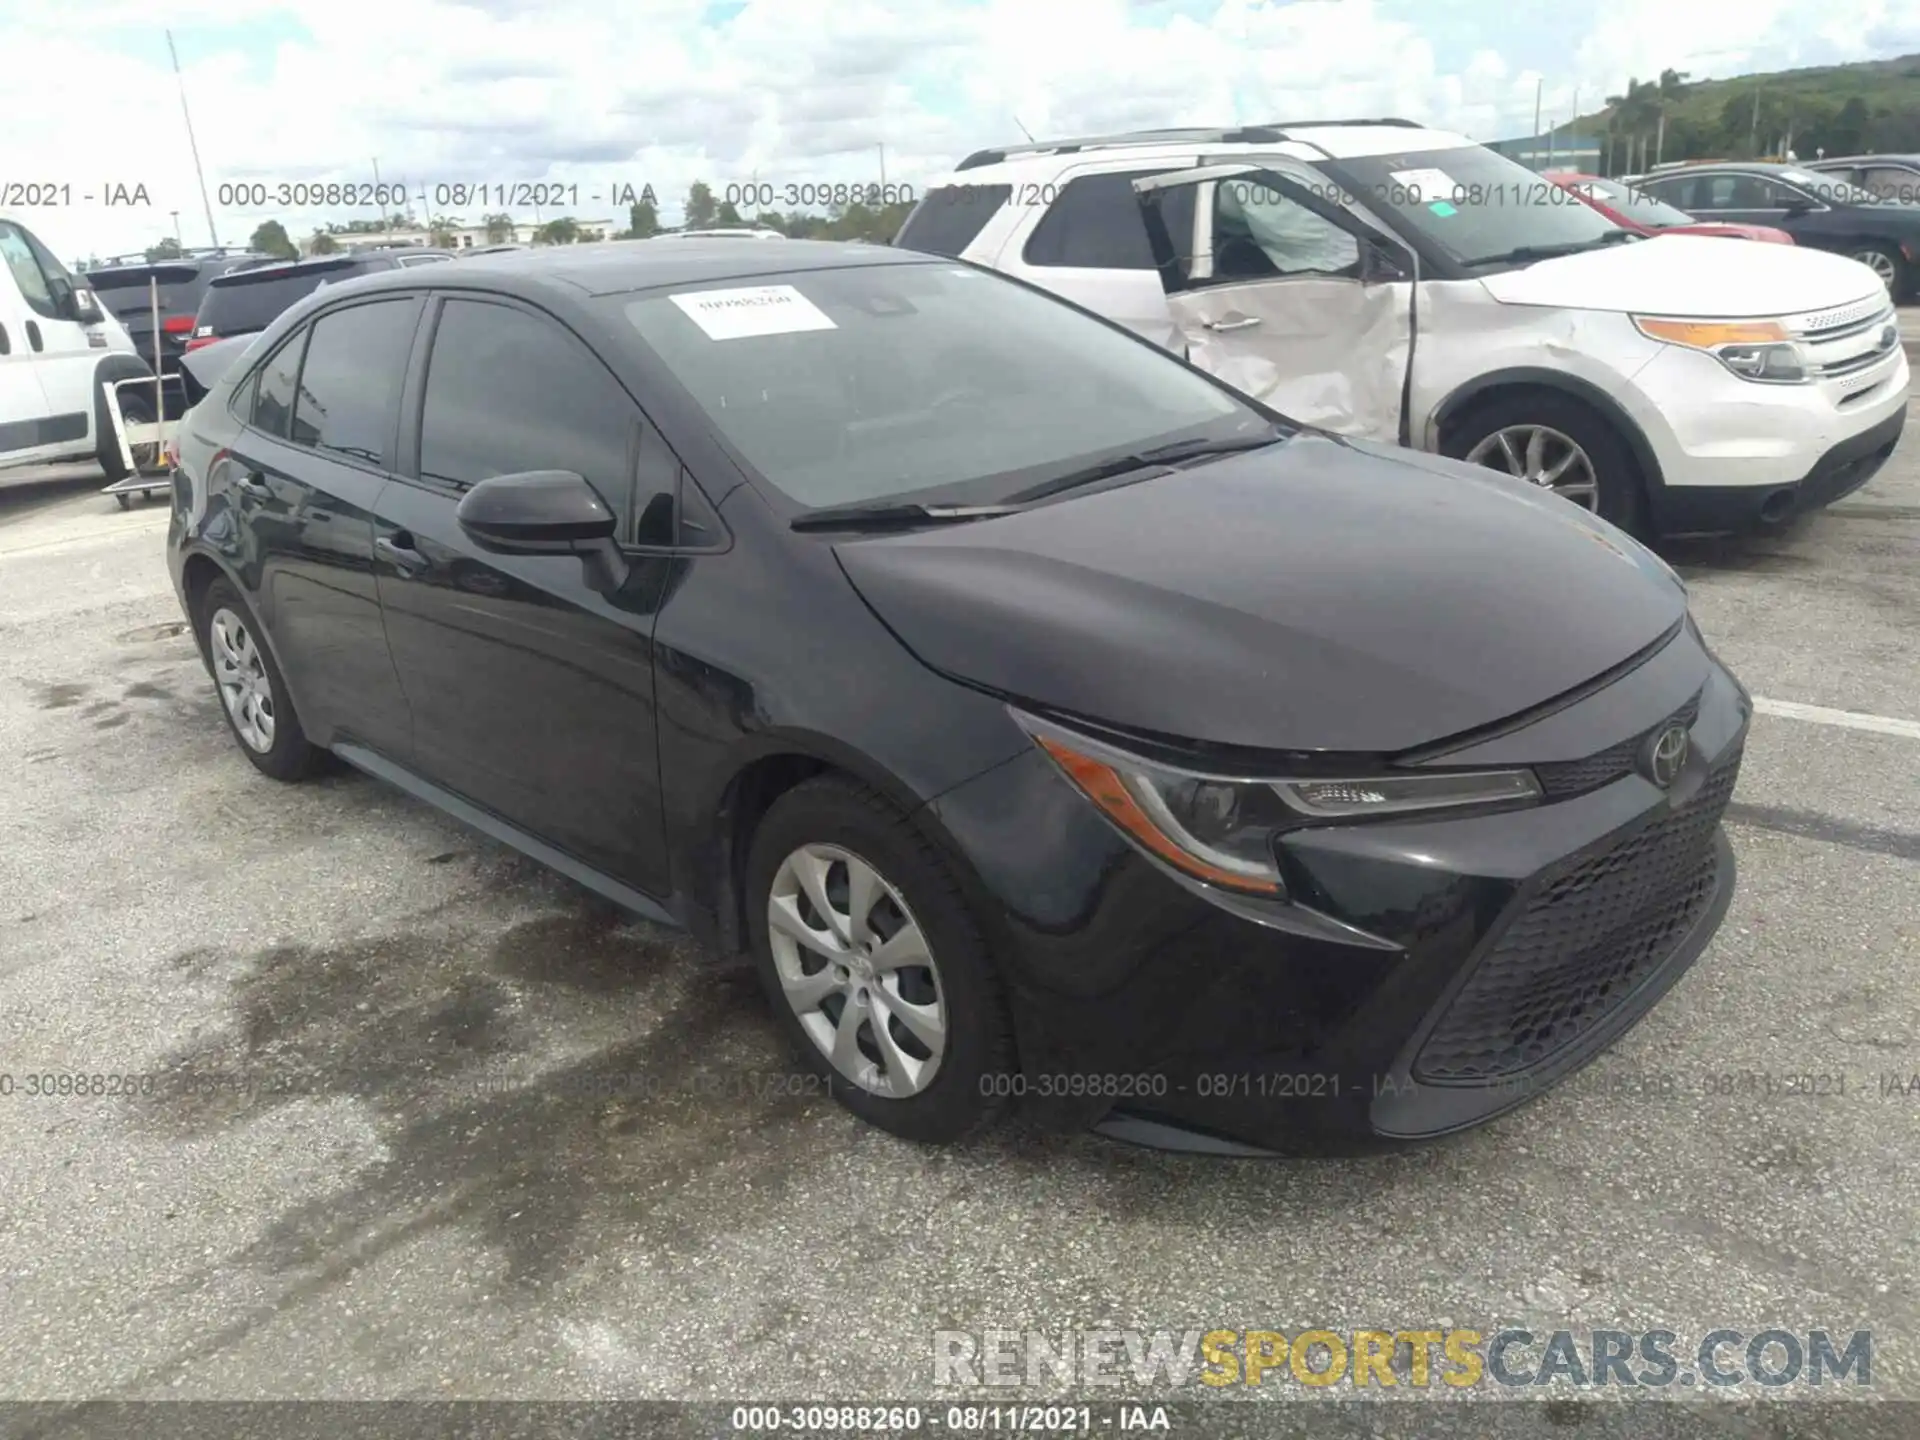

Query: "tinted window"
<box><xmin>251</xmin><ymin>331</ymin><xmax>307</xmax><ymax>439</ymax></box>
<box><xmin>1024</xmin><ymin>171</ymin><xmax>1194</xmax><ymax>270</ymax></box>
<box><xmin>87</xmin><ymin>264</ymin><xmax>207</xmax><ymax>324</ymax></box>
<box><xmin>894</xmin><ymin>185</ymin><xmax>1010</xmax><ymax>256</ymax></box>
<box><xmin>287</xmin><ymin>299</ymin><xmax>418</xmax><ymax>465</ymax></box>
<box><xmin>198</xmin><ymin>262</ymin><xmax>370</xmax><ymax>335</ymax></box>
<box><xmin>418</xmin><ymin>300</ymin><xmax>638</xmax><ymax>523</ymax></box>
<box><xmin>1566</xmin><ymin>178</ymin><xmax>1697</xmax><ymax>229</ymax></box>
<box><xmin>617</xmin><ymin>262</ymin><xmax>1254</xmax><ymax>511</ymax></box>
<box><xmin>1862</xmin><ymin>166</ymin><xmax>1920</xmax><ymax>204</ymax></box>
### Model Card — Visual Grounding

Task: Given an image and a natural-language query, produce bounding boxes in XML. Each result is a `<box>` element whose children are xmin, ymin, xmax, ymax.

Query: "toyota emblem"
<box><xmin>1642</xmin><ymin>724</ymin><xmax>1690</xmax><ymax>789</ymax></box>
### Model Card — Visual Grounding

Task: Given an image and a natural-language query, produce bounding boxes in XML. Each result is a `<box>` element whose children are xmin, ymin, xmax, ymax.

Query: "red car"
<box><xmin>1544</xmin><ymin>172</ymin><xmax>1796</xmax><ymax>244</ymax></box>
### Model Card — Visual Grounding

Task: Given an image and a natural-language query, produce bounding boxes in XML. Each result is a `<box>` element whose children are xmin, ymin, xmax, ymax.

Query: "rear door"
<box><xmin>1133</xmin><ymin>161</ymin><xmax>1416</xmax><ymax>437</ymax></box>
<box><xmin>222</xmin><ymin>295</ymin><xmax>420</xmax><ymax>757</ymax></box>
<box><xmin>372</xmin><ymin>294</ymin><xmax>675</xmax><ymax>894</ymax></box>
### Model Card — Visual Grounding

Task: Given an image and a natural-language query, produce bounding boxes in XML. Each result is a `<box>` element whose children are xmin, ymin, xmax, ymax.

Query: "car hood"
<box><xmin>1481</xmin><ymin>232</ymin><xmax>1881</xmax><ymax>315</ymax></box>
<box><xmin>833</xmin><ymin>434</ymin><xmax>1687</xmax><ymax>754</ymax></box>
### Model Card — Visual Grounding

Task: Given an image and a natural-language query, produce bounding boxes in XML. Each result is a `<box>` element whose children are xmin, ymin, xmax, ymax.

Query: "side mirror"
<box><xmin>456</xmin><ymin>470</ymin><xmax>629</xmax><ymax>592</ymax></box>
<box><xmin>1360</xmin><ymin>237</ymin><xmax>1413</xmax><ymax>284</ymax></box>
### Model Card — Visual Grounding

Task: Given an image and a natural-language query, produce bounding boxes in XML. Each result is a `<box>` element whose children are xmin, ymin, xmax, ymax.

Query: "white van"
<box><xmin>898</xmin><ymin>122</ymin><xmax>1910</xmax><ymax>538</ymax></box>
<box><xmin>0</xmin><ymin>211</ymin><xmax>156</xmax><ymax>479</ymax></box>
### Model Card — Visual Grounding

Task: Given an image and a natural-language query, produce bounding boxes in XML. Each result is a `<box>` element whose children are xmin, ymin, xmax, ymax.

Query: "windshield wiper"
<box><xmin>1005</xmin><ymin>427</ymin><xmax>1287</xmax><ymax>505</ymax></box>
<box><xmin>789</xmin><ymin>501</ymin><xmax>1024</xmax><ymax>533</ymax></box>
<box><xmin>1462</xmin><ymin>228</ymin><xmax>1638</xmax><ymax>267</ymax></box>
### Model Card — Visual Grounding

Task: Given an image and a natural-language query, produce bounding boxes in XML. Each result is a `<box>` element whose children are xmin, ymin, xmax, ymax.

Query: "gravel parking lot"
<box><xmin>1</xmin><ymin>396</ymin><xmax>1917</xmax><ymax>1423</ymax></box>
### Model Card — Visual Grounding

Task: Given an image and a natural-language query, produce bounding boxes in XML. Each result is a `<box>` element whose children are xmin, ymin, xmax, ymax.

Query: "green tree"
<box><xmin>428</xmin><ymin>215</ymin><xmax>459</xmax><ymax>247</ymax></box>
<box><xmin>308</xmin><ymin>231</ymin><xmax>339</xmax><ymax>255</ymax></box>
<box><xmin>1828</xmin><ymin>96</ymin><xmax>1871</xmax><ymax>154</ymax></box>
<box><xmin>145</xmin><ymin>237</ymin><xmax>184</xmax><ymax>260</ymax></box>
<box><xmin>484</xmin><ymin>212</ymin><xmax>516</xmax><ymax>243</ymax></box>
<box><xmin>753</xmin><ymin>210</ymin><xmax>788</xmax><ymax>234</ymax></box>
<box><xmin>533</xmin><ymin>216</ymin><xmax>581</xmax><ymax>245</ymax></box>
<box><xmin>714</xmin><ymin>199</ymin><xmax>745</xmax><ymax>226</ymax></box>
<box><xmin>620</xmin><ymin>197</ymin><xmax>660</xmax><ymax>238</ymax></box>
<box><xmin>684</xmin><ymin>181</ymin><xmax>717</xmax><ymax>228</ymax></box>
<box><xmin>249</xmin><ymin>219</ymin><xmax>298</xmax><ymax>259</ymax></box>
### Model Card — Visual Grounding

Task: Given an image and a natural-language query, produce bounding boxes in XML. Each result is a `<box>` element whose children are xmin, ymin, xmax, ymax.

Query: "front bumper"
<box><xmin>929</xmin><ymin>626</ymin><xmax>1749</xmax><ymax>1154</ymax></box>
<box><xmin>1652</xmin><ymin>403</ymin><xmax>1907</xmax><ymax>536</ymax></box>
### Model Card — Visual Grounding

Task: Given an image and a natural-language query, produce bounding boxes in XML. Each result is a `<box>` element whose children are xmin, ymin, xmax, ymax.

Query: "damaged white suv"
<box><xmin>896</xmin><ymin>121</ymin><xmax>1909</xmax><ymax>538</ymax></box>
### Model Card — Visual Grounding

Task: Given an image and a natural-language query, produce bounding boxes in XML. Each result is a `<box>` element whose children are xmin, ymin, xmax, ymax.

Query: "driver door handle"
<box><xmin>238</xmin><ymin>470</ymin><xmax>271</xmax><ymax>496</ymax></box>
<box><xmin>376</xmin><ymin>534</ymin><xmax>429</xmax><ymax>575</ymax></box>
<box><xmin>1204</xmin><ymin>315</ymin><xmax>1262</xmax><ymax>332</ymax></box>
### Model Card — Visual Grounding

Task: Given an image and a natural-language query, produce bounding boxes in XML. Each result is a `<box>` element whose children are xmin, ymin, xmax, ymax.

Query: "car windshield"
<box><xmin>1319</xmin><ymin>145</ymin><xmax>1622</xmax><ymax>266</ymax></box>
<box><xmin>616</xmin><ymin>261</ymin><xmax>1265</xmax><ymax>511</ymax></box>
<box><xmin>1560</xmin><ymin>177</ymin><xmax>1699</xmax><ymax>229</ymax></box>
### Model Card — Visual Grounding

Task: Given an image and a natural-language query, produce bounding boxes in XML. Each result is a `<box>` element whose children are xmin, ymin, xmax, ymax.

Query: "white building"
<box><xmin>303</xmin><ymin>217</ymin><xmax>619</xmax><ymax>255</ymax></box>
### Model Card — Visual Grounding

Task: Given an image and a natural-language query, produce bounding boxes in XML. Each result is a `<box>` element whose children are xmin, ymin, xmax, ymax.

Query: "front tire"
<box><xmin>1443</xmin><ymin>390</ymin><xmax>1648</xmax><ymax>538</ymax></box>
<box><xmin>745</xmin><ymin>776</ymin><xmax>1015</xmax><ymax>1144</ymax></box>
<box><xmin>196</xmin><ymin>578</ymin><xmax>325</xmax><ymax>782</ymax></box>
<box><xmin>1849</xmin><ymin>244</ymin><xmax>1906</xmax><ymax>300</ymax></box>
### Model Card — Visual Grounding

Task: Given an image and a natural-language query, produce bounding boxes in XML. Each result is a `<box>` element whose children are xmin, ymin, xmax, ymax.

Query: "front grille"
<box><xmin>1413</xmin><ymin>744</ymin><xmax>1742</xmax><ymax>1083</ymax></box>
<box><xmin>1532</xmin><ymin>693</ymin><xmax>1701</xmax><ymax>800</ymax></box>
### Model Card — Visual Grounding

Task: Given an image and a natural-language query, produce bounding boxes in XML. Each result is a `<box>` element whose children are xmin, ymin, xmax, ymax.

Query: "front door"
<box><xmin>1134</xmin><ymin>163</ymin><xmax>1416</xmax><ymax>438</ymax></box>
<box><xmin>373</xmin><ymin>294</ymin><xmax>675</xmax><ymax>896</ymax></box>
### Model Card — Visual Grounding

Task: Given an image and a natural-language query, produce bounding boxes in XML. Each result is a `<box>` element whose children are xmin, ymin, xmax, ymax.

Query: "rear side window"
<box><xmin>894</xmin><ymin>185</ymin><xmax>1010</xmax><ymax>256</ymax></box>
<box><xmin>251</xmin><ymin>331</ymin><xmax>308</xmax><ymax>439</ymax></box>
<box><xmin>1022</xmin><ymin>172</ymin><xmax>1195</xmax><ymax>270</ymax></box>
<box><xmin>287</xmin><ymin>299</ymin><xmax>418</xmax><ymax>467</ymax></box>
<box><xmin>417</xmin><ymin>300</ymin><xmax>638</xmax><ymax>525</ymax></box>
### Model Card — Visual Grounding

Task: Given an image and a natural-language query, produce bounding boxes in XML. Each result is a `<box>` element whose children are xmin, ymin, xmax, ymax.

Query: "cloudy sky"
<box><xmin>6</xmin><ymin>0</ymin><xmax>1917</xmax><ymax>261</ymax></box>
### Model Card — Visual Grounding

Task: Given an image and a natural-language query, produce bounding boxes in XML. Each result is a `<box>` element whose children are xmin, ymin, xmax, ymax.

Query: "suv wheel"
<box><xmin>1445</xmin><ymin>392</ymin><xmax>1647</xmax><ymax>537</ymax></box>
<box><xmin>745</xmin><ymin>776</ymin><xmax>1015</xmax><ymax>1143</ymax></box>
<box><xmin>196</xmin><ymin>578</ymin><xmax>325</xmax><ymax>781</ymax></box>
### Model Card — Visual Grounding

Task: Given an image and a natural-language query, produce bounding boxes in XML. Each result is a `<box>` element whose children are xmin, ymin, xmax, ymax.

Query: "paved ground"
<box><xmin>1</xmin><ymin>405</ymin><xmax>1918</xmax><ymax>1418</ymax></box>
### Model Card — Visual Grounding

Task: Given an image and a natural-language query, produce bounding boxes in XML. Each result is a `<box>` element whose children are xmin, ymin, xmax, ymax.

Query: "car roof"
<box><xmin>1809</xmin><ymin>154</ymin><xmax>1920</xmax><ymax>166</ymax></box>
<box><xmin>941</xmin><ymin>121</ymin><xmax>1474</xmax><ymax>184</ymax></box>
<box><xmin>303</xmin><ymin>237</ymin><xmax>929</xmax><ymax>300</ymax></box>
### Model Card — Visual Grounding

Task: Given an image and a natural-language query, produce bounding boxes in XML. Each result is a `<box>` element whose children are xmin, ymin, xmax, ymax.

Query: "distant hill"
<box><xmin>1576</xmin><ymin>53</ymin><xmax>1920</xmax><ymax>173</ymax></box>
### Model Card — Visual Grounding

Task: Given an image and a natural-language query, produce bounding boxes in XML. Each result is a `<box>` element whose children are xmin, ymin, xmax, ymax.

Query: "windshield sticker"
<box><xmin>1389</xmin><ymin>167</ymin><xmax>1459</xmax><ymax>204</ymax></box>
<box><xmin>669</xmin><ymin>284</ymin><xmax>837</xmax><ymax>340</ymax></box>
<box><xmin>1428</xmin><ymin>200</ymin><xmax>1459</xmax><ymax>217</ymax></box>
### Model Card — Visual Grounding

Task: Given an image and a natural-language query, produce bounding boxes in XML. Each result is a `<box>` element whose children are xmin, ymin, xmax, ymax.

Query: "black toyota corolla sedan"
<box><xmin>166</xmin><ymin>239</ymin><xmax>1748</xmax><ymax>1155</ymax></box>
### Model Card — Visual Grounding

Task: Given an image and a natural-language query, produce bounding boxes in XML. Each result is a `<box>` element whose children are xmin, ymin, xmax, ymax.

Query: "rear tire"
<box><xmin>1443</xmin><ymin>390</ymin><xmax>1649</xmax><ymax>538</ymax></box>
<box><xmin>745</xmin><ymin>775</ymin><xmax>1015</xmax><ymax>1144</ymax></box>
<box><xmin>195</xmin><ymin>578</ymin><xmax>326</xmax><ymax>782</ymax></box>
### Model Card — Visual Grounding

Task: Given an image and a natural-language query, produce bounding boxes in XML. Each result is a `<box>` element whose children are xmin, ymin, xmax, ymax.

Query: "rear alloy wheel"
<box><xmin>1849</xmin><ymin>244</ymin><xmax>1904</xmax><ymax>297</ymax></box>
<box><xmin>746</xmin><ymin>776</ymin><xmax>1015</xmax><ymax>1143</ymax></box>
<box><xmin>197</xmin><ymin>578</ymin><xmax>325</xmax><ymax>781</ymax></box>
<box><xmin>1445</xmin><ymin>391</ymin><xmax>1647</xmax><ymax>537</ymax></box>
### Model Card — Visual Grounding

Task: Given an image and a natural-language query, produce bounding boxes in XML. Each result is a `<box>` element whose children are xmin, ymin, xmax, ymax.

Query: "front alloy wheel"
<box><xmin>1463</xmin><ymin>424</ymin><xmax>1600</xmax><ymax>510</ymax></box>
<box><xmin>767</xmin><ymin>842</ymin><xmax>947</xmax><ymax>1098</ymax></box>
<box><xmin>209</xmin><ymin>606</ymin><xmax>275</xmax><ymax>753</ymax></box>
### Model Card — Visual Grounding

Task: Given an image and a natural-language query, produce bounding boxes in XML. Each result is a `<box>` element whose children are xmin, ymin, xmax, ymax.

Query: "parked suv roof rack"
<box><xmin>953</xmin><ymin>118</ymin><xmax>1423</xmax><ymax>171</ymax></box>
<box><xmin>90</xmin><ymin>245</ymin><xmax>267</xmax><ymax>268</ymax></box>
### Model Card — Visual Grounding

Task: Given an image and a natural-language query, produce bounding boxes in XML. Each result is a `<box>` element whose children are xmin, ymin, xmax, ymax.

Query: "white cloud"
<box><xmin>1</xmin><ymin>0</ymin><xmax>1910</xmax><ymax>262</ymax></box>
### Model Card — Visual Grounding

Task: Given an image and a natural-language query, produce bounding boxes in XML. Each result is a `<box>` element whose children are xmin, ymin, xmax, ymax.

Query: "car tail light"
<box><xmin>162</xmin><ymin>314</ymin><xmax>195</xmax><ymax>335</ymax></box>
<box><xmin>183</xmin><ymin>334</ymin><xmax>219</xmax><ymax>352</ymax></box>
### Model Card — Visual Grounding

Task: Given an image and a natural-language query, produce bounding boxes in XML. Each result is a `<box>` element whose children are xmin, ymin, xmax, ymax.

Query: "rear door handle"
<box><xmin>1204</xmin><ymin>315</ymin><xmax>1262</xmax><ymax>332</ymax></box>
<box><xmin>376</xmin><ymin>534</ymin><xmax>429</xmax><ymax>575</ymax></box>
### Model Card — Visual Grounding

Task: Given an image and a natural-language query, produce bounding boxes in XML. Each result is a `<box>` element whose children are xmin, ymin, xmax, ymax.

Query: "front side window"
<box><xmin>0</xmin><ymin>222</ymin><xmax>58</xmax><ymax>319</ymax></box>
<box><xmin>417</xmin><ymin>299</ymin><xmax>639</xmax><ymax>529</ymax></box>
<box><xmin>1863</xmin><ymin>166</ymin><xmax>1920</xmax><ymax>204</ymax></box>
<box><xmin>616</xmin><ymin>259</ymin><xmax>1258</xmax><ymax>512</ymax></box>
<box><xmin>1212</xmin><ymin>179</ymin><xmax>1360</xmax><ymax>279</ymax></box>
<box><xmin>287</xmin><ymin>299</ymin><xmax>418</xmax><ymax>466</ymax></box>
<box><xmin>1778</xmin><ymin>168</ymin><xmax>1879</xmax><ymax>205</ymax></box>
<box><xmin>1317</xmin><ymin>145</ymin><xmax>1621</xmax><ymax>266</ymax></box>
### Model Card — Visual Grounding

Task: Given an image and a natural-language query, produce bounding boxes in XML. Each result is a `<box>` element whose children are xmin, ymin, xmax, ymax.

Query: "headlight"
<box><xmin>1632</xmin><ymin>315</ymin><xmax>1810</xmax><ymax>384</ymax></box>
<box><xmin>1013</xmin><ymin>711</ymin><xmax>1542</xmax><ymax>897</ymax></box>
